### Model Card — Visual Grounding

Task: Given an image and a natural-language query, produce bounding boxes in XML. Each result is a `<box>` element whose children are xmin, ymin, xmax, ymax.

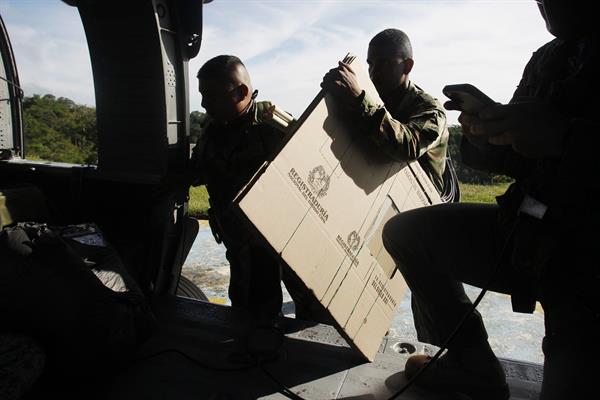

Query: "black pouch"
<box><xmin>510</xmin><ymin>215</ymin><xmax>558</xmax><ymax>313</ymax></box>
<box><xmin>497</xmin><ymin>186</ymin><xmax>556</xmax><ymax>313</ymax></box>
<box><xmin>510</xmin><ymin>215</ymin><xmax>557</xmax><ymax>279</ymax></box>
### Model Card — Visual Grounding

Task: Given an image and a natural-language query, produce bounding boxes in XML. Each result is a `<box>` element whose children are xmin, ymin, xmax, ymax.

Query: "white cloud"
<box><xmin>1</xmin><ymin>0</ymin><xmax>553</xmax><ymax>125</ymax></box>
<box><xmin>1</xmin><ymin>3</ymin><xmax>95</xmax><ymax>106</ymax></box>
<box><xmin>190</xmin><ymin>0</ymin><xmax>553</xmax><ymax>124</ymax></box>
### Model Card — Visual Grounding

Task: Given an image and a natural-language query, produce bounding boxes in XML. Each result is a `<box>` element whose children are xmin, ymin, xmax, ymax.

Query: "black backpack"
<box><xmin>0</xmin><ymin>222</ymin><xmax>156</xmax><ymax>379</ymax></box>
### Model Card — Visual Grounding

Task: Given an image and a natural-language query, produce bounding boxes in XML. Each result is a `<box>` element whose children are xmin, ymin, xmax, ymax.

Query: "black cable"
<box><xmin>440</xmin><ymin>155</ymin><xmax>461</xmax><ymax>204</ymax></box>
<box><xmin>132</xmin><ymin>324</ymin><xmax>309</xmax><ymax>400</ymax></box>
<box><xmin>258</xmin><ymin>363</ymin><xmax>306</xmax><ymax>400</ymax></box>
<box><xmin>0</xmin><ymin>75</ymin><xmax>24</xmax><ymax>98</ymax></box>
<box><xmin>386</xmin><ymin>218</ymin><xmax>521</xmax><ymax>400</ymax></box>
<box><xmin>133</xmin><ymin>347</ymin><xmax>256</xmax><ymax>372</ymax></box>
<box><xmin>244</xmin><ymin>325</ymin><xmax>308</xmax><ymax>400</ymax></box>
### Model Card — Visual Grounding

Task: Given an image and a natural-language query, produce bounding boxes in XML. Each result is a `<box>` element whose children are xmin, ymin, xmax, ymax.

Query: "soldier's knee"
<box><xmin>382</xmin><ymin>213</ymin><xmax>417</xmax><ymax>256</ymax></box>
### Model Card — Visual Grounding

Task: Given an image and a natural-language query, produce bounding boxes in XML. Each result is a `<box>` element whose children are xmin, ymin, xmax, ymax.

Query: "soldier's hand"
<box><xmin>446</xmin><ymin>99</ymin><xmax>500</xmax><ymax>150</ymax></box>
<box><xmin>337</xmin><ymin>61</ymin><xmax>362</xmax><ymax>98</ymax></box>
<box><xmin>454</xmin><ymin>112</ymin><xmax>490</xmax><ymax>150</ymax></box>
<box><xmin>473</xmin><ymin>100</ymin><xmax>568</xmax><ymax>158</ymax></box>
<box><xmin>321</xmin><ymin>61</ymin><xmax>363</xmax><ymax>101</ymax></box>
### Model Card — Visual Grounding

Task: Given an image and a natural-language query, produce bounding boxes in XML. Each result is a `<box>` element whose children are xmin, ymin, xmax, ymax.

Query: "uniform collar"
<box><xmin>382</xmin><ymin>81</ymin><xmax>416</xmax><ymax>110</ymax></box>
<box><xmin>212</xmin><ymin>100</ymin><xmax>257</xmax><ymax>131</ymax></box>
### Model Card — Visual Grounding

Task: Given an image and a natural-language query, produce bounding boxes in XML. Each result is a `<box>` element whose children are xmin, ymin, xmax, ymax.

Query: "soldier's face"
<box><xmin>199</xmin><ymin>78</ymin><xmax>242</xmax><ymax>124</ymax></box>
<box><xmin>367</xmin><ymin>44</ymin><xmax>409</xmax><ymax>96</ymax></box>
<box><xmin>539</xmin><ymin>0</ymin><xmax>589</xmax><ymax>39</ymax></box>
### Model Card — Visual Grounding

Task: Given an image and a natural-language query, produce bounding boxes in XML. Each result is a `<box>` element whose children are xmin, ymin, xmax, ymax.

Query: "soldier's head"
<box><xmin>537</xmin><ymin>0</ymin><xmax>596</xmax><ymax>39</ymax></box>
<box><xmin>197</xmin><ymin>55</ymin><xmax>254</xmax><ymax>124</ymax></box>
<box><xmin>367</xmin><ymin>29</ymin><xmax>414</xmax><ymax>97</ymax></box>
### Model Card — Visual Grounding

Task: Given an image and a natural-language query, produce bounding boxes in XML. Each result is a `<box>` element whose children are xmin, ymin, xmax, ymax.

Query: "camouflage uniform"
<box><xmin>190</xmin><ymin>101</ymin><xmax>287</xmax><ymax>319</ymax></box>
<box><xmin>355</xmin><ymin>81</ymin><xmax>449</xmax><ymax>192</ymax></box>
<box><xmin>462</xmin><ymin>37</ymin><xmax>600</xmax><ymax>305</ymax></box>
<box><xmin>383</xmin><ymin>36</ymin><xmax>600</xmax><ymax>399</ymax></box>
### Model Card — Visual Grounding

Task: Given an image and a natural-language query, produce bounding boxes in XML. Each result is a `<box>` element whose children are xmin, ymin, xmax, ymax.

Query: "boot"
<box><xmin>404</xmin><ymin>343</ymin><xmax>509</xmax><ymax>400</ymax></box>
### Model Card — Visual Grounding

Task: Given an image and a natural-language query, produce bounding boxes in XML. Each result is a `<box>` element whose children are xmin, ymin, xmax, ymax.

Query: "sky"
<box><xmin>0</xmin><ymin>0</ymin><xmax>553</xmax><ymax>125</ymax></box>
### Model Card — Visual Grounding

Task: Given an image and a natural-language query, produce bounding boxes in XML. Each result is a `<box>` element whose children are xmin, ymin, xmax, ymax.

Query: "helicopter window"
<box><xmin>0</xmin><ymin>2</ymin><xmax>97</xmax><ymax>165</ymax></box>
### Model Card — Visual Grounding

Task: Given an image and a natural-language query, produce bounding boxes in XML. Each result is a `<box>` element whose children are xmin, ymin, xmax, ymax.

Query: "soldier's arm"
<box><xmin>460</xmin><ymin>138</ymin><xmax>535</xmax><ymax>179</ymax></box>
<box><xmin>460</xmin><ymin>47</ymin><xmax>542</xmax><ymax>178</ymax></box>
<box><xmin>255</xmin><ymin>101</ymin><xmax>295</xmax><ymax>159</ymax></box>
<box><xmin>256</xmin><ymin>101</ymin><xmax>296</xmax><ymax>131</ymax></box>
<box><xmin>355</xmin><ymin>92</ymin><xmax>445</xmax><ymax>162</ymax></box>
<box><xmin>188</xmin><ymin>133</ymin><xmax>208</xmax><ymax>186</ymax></box>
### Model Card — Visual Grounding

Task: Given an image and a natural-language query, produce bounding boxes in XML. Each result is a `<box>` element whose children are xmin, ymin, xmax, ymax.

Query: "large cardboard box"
<box><xmin>237</xmin><ymin>56</ymin><xmax>441</xmax><ymax>361</ymax></box>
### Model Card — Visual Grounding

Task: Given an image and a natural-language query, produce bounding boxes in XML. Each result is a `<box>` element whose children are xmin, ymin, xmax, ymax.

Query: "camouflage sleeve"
<box><xmin>460</xmin><ymin>138</ymin><xmax>535</xmax><ymax>179</ymax></box>
<box><xmin>255</xmin><ymin>101</ymin><xmax>294</xmax><ymax>159</ymax></box>
<box><xmin>256</xmin><ymin>101</ymin><xmax>296</xmax><ymax>135</ymax></box>
<box><xmin>356</xmin><ymin>92</ymin><xmax>445</xmax><ymax>162</ymax></box>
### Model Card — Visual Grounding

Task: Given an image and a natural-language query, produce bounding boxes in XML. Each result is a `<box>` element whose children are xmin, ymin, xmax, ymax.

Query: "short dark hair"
<box><xmin>369</xmin><ymin>29</ymin><xmax>413</xmax><ymax>59</ymax></box>
<box><xmin>197</xmin><ymin>55</ymin><xmax>244</xmax><ymax>82</ymax></box>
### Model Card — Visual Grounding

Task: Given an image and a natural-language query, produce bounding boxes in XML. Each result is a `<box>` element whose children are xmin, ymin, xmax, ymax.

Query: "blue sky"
<box><xmin>1</xmin><ymin>0</ymin><xmax>552</xmax><ymax>124</ymax></box>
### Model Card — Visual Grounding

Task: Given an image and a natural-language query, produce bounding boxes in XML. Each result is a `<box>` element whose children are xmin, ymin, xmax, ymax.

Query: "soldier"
<box><xmin>190</xmin><ymin>55</ymin><xmax>292</xmax><ymax>321</ymax></box>
<box><xmin>321</xmin><ymin>28</ymin><xmax>450</xmax><ymax>194</ymax></box>
<box><xmin>382</xmin><ymin>1</ymin><xmax>599</xmax><ymax>399</ymax></box>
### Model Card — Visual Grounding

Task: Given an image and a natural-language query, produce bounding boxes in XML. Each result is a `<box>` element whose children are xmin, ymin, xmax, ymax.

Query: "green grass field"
<box><xmin>187</xmin><ymin>182</ymin><xmax>511</xmax><ymax>219</ymax></box>
<box><xmin>188</xmin><ymin>185</ymin><xmax>209</xmax><ymax>219</ymax></box>
<box><xmin>459</xmin><ymin>182</ymin><xmax>511</xmax><ymax>204</ymax></box>
<box><xmin>460</xmin><ymin>183</ymin><xmax>509</xmax><ymax>203</ymax></box>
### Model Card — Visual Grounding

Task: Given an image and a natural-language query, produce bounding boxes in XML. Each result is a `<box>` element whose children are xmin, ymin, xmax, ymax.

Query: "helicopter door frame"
<box><xmin>0</xmin><ymin>14</ymin><xmax>23</xmax><ymax>161</ymax></box>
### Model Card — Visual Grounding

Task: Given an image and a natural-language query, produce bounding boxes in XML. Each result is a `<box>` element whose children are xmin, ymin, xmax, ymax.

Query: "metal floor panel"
<box><xmin>102</xmin><ymin>296</ymin><xmax>542</xmax><ymax>400</ymax></box>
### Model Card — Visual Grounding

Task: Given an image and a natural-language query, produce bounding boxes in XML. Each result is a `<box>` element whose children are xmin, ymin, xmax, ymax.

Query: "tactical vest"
<box><xmin>190</xmin><ymin>101</ymin><xmax>292</xmax><ymax>244</ymax></box>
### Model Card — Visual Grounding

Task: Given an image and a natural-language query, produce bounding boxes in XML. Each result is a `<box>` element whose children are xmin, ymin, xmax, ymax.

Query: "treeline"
<box><xmin>23</xmin><ymin>94</ymin><xmax>205</xmax><ymax>164</ymax></box>
<box><xmin>447</xmin><ymin>125</ymin><xmax>511</xmax><ymax>184</ymax></box>
<box><xmin>24</xmin><ymin>94</ymin><xmax>98</xmax><ymax>164</ymax></box>
<box><xmin>23</xmin><ymin>94</ymin><xmax>507</xmax><ymax>184</ymax></box>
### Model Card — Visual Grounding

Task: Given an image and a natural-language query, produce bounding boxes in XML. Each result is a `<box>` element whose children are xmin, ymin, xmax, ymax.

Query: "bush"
<box><xmin>23</xmin><ymin>94</ymin><xmax>98</xmax><ymax>164</ymax></box>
